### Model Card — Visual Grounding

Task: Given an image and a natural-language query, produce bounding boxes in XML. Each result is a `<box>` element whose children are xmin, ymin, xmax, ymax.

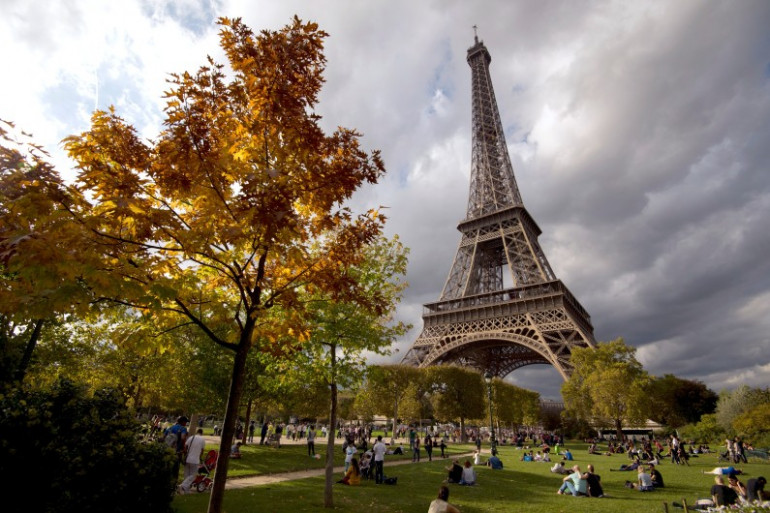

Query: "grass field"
<box><xmin>172</xmin><ymin>441</ymin><xmax>770</xmax><ymax>512</ymax></box>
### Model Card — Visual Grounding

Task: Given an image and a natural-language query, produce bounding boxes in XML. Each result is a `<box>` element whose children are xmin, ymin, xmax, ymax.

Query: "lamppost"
<box><xmin>484</xmin><ymin>372</ymin><xmax>497</xmax><ymax>456</ymax></box>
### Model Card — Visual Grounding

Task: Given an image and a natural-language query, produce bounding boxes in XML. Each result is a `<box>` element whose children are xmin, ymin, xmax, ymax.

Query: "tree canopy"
<box><xmin>561</xmin><ymin>338</ymin><xmax>651</xmax><ymax>439</ymax></box>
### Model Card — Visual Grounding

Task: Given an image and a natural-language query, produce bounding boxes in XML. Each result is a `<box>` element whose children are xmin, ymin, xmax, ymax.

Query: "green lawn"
<box><xmin>173</xmin><ymin>442</ymin><xmax>770</xmax><ymax>512</ymax></box>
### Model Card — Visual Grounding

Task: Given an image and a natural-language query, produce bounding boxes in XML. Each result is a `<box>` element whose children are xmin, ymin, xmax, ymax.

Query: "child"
<box><xmin>231</xmin><ymin>440</ymin><xmax>242</xmax><ymax>459</ymax></box>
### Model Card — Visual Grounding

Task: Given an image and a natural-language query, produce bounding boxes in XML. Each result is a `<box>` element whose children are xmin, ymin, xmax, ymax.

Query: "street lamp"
<box><xmin>484</xmin><ymin>372</ymin><xmax>497</xmax><ymax>456</ymax></box>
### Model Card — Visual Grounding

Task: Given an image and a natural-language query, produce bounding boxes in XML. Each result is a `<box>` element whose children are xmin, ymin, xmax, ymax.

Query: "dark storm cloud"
<box><xmin>3</xmin><ymin>0</ymin><xmax>769</xmax><ymax>398</ymax></box>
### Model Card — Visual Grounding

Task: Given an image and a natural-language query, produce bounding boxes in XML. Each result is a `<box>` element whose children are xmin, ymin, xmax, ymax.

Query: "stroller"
<box><xmin>190</xmin><ymin>450</ymin><xmax>218</xmax><ymax>493</ymax></box>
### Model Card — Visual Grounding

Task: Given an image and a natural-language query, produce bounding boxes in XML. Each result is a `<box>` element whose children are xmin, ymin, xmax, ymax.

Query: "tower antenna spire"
<box><xmin>473</xmin><ymin>24</ymin><xmax>478</xmax><ymax>43</ymax></box>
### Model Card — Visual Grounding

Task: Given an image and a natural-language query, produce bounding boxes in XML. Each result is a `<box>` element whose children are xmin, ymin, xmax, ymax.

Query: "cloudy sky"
<box><xmin>2</xmin><ymin>0</ymin><xmax>769</xmax><ymax>399</ymax></box>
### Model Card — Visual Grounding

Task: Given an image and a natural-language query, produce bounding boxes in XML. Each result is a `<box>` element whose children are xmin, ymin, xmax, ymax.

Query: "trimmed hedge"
<box><xmin>0</xmin><ymin>379</ymin><xmax>175</xmax><ymax>513</ymax></box>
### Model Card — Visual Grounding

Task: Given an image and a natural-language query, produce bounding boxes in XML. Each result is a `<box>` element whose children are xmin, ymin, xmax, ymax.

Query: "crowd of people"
<box><xmin>152</xmin><ymin>415</ymin><xmax>768</xmax><ymax>511</ymax></box>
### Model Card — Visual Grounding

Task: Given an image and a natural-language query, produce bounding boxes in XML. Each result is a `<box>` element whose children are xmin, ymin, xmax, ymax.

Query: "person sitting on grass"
<box><xmin>562</xmin><ymin>448</ymin><xmax>573</xmax><ymax>461</ymax></box>
<box><xmin>338</xmin><ymin>457</ymin><xmax>361</xmax><ymax>486</ymax></box>
<box><xmin>446</xmin><ymin>459</ymin><xmax>463</xmax><ymax>484</ymax></box>
<box><xmin>650</xmin><ymin>464</ymin><xmax>664</xmax><ymax>488</ymax></box>
<box><xmin>487</xmin><ymin>453</ymin><xmax>503</xmax><ymax>469</ymax></box>
<box><xmin>460</xmin><ymin>460</ymin><xmax>476</xmax><ymax>485</ymax></box>
<box><xmin>585</xmin><ymin>464</ymin><xmax>604</xmax><ymax>498</ymax></box>
<box><xmin>728</xmin><ymin>474</ymin><xmax>748</xmax><ymax>502</ymax></box>
<box><xmin>746</xmin><ymin>476</ymin><xmax>767</xmax><ymax>502</ymax></box>
<box><xmin>551</xmin><ymin>461</ymin><xmax>570</xmax><ymax>475</ymax></box>
<box><xmin>230</xmin><ymin>440</ymin><xmax>242</xmax><ymax>459</ymax></box>
<box><xmin>628</xmin><ymin>466</ymin><xmax>654</xmax><ymax>491</ymax></box>
<box><xmin>712</xmin><ymin>476</ymin><xmax>739</xmax><ymax>506</ymax></box>
<box><xmin>428</xmin><ymin>485</ymin><xmax>461</xmax><ymax>513</ymax></box>
<box><xmin>557</xmin><ymin>465</ymin><xmax>587</xmax><ymax>496</ymax></box>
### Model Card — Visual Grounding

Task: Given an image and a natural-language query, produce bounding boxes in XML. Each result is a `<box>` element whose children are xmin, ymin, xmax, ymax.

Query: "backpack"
<box><xmin>164</xmin><ymin>426</ymin><xmax>182</xmax><ymax>451</ymax></box>
<box><xmin>164</xmin><ymin>430</ymin><xmax>178</xmax><ymax>449</ymax></box>
<box><xmin>384</xmin><ymin>476</ymin><xmax>397</xmax><ymax>485</ymax></box>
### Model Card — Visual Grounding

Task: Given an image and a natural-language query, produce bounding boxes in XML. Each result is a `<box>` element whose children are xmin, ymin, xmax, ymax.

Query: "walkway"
<box><xmin>224</xmin><ymin>455</ymin><xmax>468</xmax><ymax>489</ymax></box>
<box><xmin>198</xmin><ymin>434</ymin><xmax>474</xmax><ymax>490</ymax></box>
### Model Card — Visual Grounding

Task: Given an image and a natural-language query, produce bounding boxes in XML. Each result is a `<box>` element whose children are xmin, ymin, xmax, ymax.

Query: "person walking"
<box><xmin>412</xmin><ymin>436</ymin><xmax>421</xmax><ymax>462</ymax></box>
<box><xmin>164</xmin><ymin>416</ymin><xmax>189</xmax><ymax>486</ymax></box>
<box><xmin>179</xmin><ymin>428</ymin><xmax>206</xmax><ymax>493</ymax></box>
<box><xmin>373</xmin><ymin>435</ymin><xmax>387</xmax><ymax>484</ymax></box>
<box><xmin>425</xmin><ymin>433</ymin><xmax>433</xmax><ymax>462</ymax></box>
<box><xmin>248</xmin><ymin>420</ymin><xmax>255</xmax><ymax>444</ymax></box>
<box><xmin>260</xmin><ymin>420</ymin><xmax>269</xmax><ymax>445</ymax></box>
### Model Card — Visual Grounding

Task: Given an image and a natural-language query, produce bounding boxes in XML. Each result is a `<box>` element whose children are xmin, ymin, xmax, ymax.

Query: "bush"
<box><xmin>0</xmin><ymin>379</ymin><xmax>175</xmax><ymax>513</ymax></box>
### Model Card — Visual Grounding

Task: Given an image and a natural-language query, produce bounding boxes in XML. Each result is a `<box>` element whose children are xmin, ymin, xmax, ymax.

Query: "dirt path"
<box><xmin>225</xmin><ymin>452</ymin><xmax>474</xmax><ymax>490</ymax></box>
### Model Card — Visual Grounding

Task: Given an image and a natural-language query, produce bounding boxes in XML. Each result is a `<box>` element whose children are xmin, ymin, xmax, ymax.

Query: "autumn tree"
<box><xmin>0</xmin><ymin>122</ymin><xmax>99</xmax><ymax>385</ymax></box>
<box><xmin>57</xmin><ymin>17</ymin><xmax>389</xmax><ymax>513</ymax></box>
<box><xmin>429</xmin><ymin>365</ymin><xmax>486</xmax><ymax>441</ymax></box>
<box><xmin>561</xmin><ymin>338</ymin><xmax>652</xmax><ymax>440</ymax></box>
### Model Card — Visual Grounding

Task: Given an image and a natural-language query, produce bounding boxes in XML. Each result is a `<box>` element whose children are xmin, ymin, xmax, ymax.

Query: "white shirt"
<box><xmin>185</xmin><ymin>434</ymin><xmax>206</xmax><ymax>464</ymax></box>
<box><xmin>373</xmin><ymin>441</ymin><xmax>387</xmax><ymax>462</ymax></box>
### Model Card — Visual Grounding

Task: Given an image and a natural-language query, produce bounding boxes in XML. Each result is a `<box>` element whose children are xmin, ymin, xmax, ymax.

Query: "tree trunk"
<box><xmin>324</xmin><ymin>342</ymin><xmax>337</xmax><ymax>508</ymax></box>
<box><xmin>391</xmin><ymin>396</ymin><xmax>399</xmax><ymax>446</ymax></box>
<box><xmin>243</xmin><ymin>397</ymin><xmax>253</xmax><ymax>444</ymax></box>
<box><xmin>207</xmin><ymin>333</ymin><xmax>252</xmax><ymax>513</ymax></box>
<box><xmin>615</xmin><ymin>418</ymin><xmax>624</xmax><ymax>441</ymax></box>
<box><xmin>14</xmin><ymin>318</ymin><xmax>44</xmax><ymax>383</ymax></box>
<box><xmin>460</xmin><ymin>417</ymin><xmax>466</xmax><ymax>442</ymax></box>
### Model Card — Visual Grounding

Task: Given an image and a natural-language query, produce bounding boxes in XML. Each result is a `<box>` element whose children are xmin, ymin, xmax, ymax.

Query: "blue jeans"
<box><xmin>559</xmin><ymin>481</ymin><xmax>578</xmax><ymax>496</ymax></box>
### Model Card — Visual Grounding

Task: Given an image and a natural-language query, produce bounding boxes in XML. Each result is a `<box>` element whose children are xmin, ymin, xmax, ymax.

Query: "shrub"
<box><xmin>0</xmin><ymin>379</ymin><xmax>175</xmax><ymax>513</ymax></box>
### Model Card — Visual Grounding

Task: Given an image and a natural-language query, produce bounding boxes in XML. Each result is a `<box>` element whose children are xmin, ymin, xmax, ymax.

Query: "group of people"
<box><xmin>337</xmin><ymin>435</ymin><xmax>389</xmax><ymax>486</ymax></box>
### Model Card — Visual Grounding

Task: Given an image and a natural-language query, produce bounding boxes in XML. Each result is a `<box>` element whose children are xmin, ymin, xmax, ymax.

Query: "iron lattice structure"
<box><xmin>402</xmin><ymin>36</ymin><xmax>595</xmax><ymax>380</ymax></box>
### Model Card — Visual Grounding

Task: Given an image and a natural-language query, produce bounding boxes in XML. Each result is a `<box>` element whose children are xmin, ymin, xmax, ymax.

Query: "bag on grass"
<box><xmin>384</xmin><ymin>477</ymin><xmax>397</xmax><ymax>485</ymax></box>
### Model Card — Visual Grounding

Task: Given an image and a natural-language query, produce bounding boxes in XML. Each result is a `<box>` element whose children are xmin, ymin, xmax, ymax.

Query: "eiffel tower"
<box><xmin>402</xmin><ymin>34</ymin><xmax>595</xmax><ymax>380</ymax></box>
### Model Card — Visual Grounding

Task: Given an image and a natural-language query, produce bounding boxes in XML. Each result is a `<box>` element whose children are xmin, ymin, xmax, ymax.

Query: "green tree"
<box><xmin>561</xmin><ymin>338</ymin><xmax>651</xmax><ymax>439</ymax></box>
<box><xmin>362</xmin><ymin>364</ymin><xmax>423</xmax><ymax>444</ymax></box>
<box><xmin>715</xmin><ymin>385</ymin><xmax>770</xmax><ymax>433</ymax></box>
<box><xmin>56</xmin><ymin>17</ymin><xmax>389</xmax><ymax>513</ymax></box>
<box><xmin>493</xmin><ymin>379</ymin><xmax>540</xmax><ymax>429</ymax></box>
<box><xmin>429</xmin><ymin>365</ymin><xmax>486</xmax><ymax>441</ymax></box>
<box><xmin>647</xmin><ymin>374</ymin><xmax>718</xmax><ymax>428</ymax></box>
<box><xmin>273</xmin><ymin>235</ymin><xmax>409</xmax><ymax>508</ymax></box>
<box><xmin>733</xmin><ymin>403</ymin><xmax>770</xmax><ymax>447</ymax></box>
<box><xmin>679</xmin><ymin>413</ymin><xmax>725</xmax><ymax>444</ymax></box>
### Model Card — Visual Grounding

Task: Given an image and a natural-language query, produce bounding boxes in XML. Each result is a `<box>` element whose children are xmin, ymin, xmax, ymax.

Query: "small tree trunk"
<box><xmin>391</xmin><ymin>396</ymin><xmax>399</xmax><ymax>446</ymax></box>
<box><xmin>207</xmin><ymin>332</ymin><xmax>253</xmax><ymax>513</ymax></box>
<box><xmin>243</xmin><ymin>397</ymin><xmax>253</xmax><ymax>444</ymax></box>
<box><xmin>14</xmin><ymin>318</ymin><xmax>45</xmax><ymax>383</ymax></box>
<box><xmin>324</xmin><ymin>342</ymin><xmax>337</xmax><ymax>508</ymax></box>
<box><xmin>460</xmin><ymin>417</ymin><xmax>466</xmax><ymax>442</ymax></box>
